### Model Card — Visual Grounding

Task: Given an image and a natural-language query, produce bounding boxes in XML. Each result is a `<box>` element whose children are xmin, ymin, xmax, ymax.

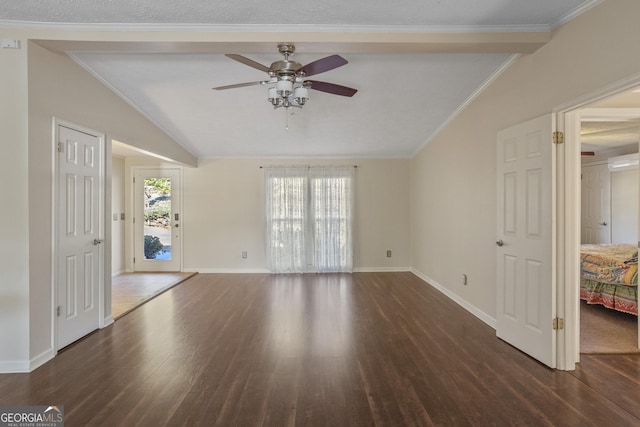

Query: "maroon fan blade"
<box><xmin>306</xmin><ymin>80</ymin><xmax>357</xmax><ymax>97</ymax></box>
<box><xmin>212</xmin><ymin>81</ymin><xmax>267</xmax><ymax>90</ymax></box>
<box><xmin>299</xmin><ymin>55</ymin><xmax>348</xmax><ymax>77</ymax></box>
<box><xmin>225</xmin><ymin>54</ymin><xmax>271</xmax><ymax>73</ymax></box>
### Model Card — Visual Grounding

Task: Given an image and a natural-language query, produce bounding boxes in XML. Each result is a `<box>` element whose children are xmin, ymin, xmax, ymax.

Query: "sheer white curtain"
<box><xmin>265</xmin><ymin>167</ymin><xmax>308</xmax><ymax>273</ymax></box>
<box><xmin>310</xmin><ymin>165</ymin><xmax>354</xmax><ymax>272</ymax></box>
<box><xmin>265</xmin><ymin>165</ymin><xmax>354</xmax><ymax>273</ymax></box>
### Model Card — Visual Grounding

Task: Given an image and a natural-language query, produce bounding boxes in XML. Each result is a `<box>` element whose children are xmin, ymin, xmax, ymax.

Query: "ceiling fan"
<box><xmin>212</xmin><ymin>43</ymin><xmax>357</xmax><ymax>109</ymax></box>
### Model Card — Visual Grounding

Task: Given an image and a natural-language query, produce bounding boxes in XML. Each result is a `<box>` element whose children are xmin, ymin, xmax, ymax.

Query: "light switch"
<box><xmin>1</xmin><ymin>39</ymin><xmax>20</xmax><ymax>49</ymax></box>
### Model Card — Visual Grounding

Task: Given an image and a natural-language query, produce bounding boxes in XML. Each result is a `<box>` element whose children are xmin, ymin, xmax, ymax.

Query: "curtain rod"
<box><xmin>260</xmin><ymin>165</ymin><xmax>357</xmax><ymax>169</ymax></box>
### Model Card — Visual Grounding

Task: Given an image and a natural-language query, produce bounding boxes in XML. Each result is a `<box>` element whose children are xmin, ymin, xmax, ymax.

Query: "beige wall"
<box><xmin>0</xmin><ymin>31</ymin><xmax>30</xmax><ymax>370</ymax></box>
<box><xmin>2</xmin><ymin>0</ymin><xmax>638</xmax><ymax>370</ymax></box>
<box><xmin>123</xmin><ymin>158</ymin><xmax>411</xmax><ymax>272</ymax></box>
<box><xmin>611</xmin><ymin>169</ymin><xmax>639</xmax><ymax>244</ymax></box>
<box><xmin>186</xmin><ymin>158</ymin><xmax>411</xmax><ymax>271</ymax></box>
<box><xmin>411</xmin><ymin>0</ymin><xmax>640</xmax><ymax>320</ymax></box>
<box><xmin>112</xmin><ymin>156</ymin><xmax>126</xmax><ymax>274</ymax></box>
<box><xmin>0</xmin><ymin>30</ymin><xmax>197</xmax><ymax>369</ymax></box>
<box><xmin>26</xmin><ymin>42</ymin><xmax>197</xmax><ymax>365</ymax></box>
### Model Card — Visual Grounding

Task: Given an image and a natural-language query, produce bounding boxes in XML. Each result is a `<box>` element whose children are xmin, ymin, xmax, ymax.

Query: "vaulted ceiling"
<box><xmin>1</xmin><ymin>0</ymin><xmax>603</xmax><ymax>159</ymax></box>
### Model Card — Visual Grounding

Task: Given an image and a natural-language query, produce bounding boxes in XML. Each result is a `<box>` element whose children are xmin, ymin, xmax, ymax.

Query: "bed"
<box><xmin>580</xmin><ymin>244</ymin><xmax>638</xmax><ymax>316</ymax></box>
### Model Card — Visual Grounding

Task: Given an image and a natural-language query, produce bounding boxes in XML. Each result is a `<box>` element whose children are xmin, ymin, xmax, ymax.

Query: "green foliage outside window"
<box><xmin>144</xmin><ymin>235</ymin><xmax>164</xmax><ymax>259</ymax></box>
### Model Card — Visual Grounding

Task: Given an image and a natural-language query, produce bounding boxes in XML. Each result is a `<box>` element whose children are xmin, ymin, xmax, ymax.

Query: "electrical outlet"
<box><xmin>386</xmin><ymin>250</ymin><xmax>392</xmax><ymax>258</ymax></box>
<box><xmin>462</xmin><ymin>274</ymin><xmax>468</xmax><ymax>286</ymax></box>
<box><xmin>242</xmin><ymin>251</ymin><xmax>247</xmax><ymax>259</ymax></box>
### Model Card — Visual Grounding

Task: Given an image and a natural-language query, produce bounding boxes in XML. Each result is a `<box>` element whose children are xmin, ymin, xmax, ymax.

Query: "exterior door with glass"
<box><xmin>134</xmin><ymin>168</ymin><xmax>182</xmax><ymax>272</ymax></box>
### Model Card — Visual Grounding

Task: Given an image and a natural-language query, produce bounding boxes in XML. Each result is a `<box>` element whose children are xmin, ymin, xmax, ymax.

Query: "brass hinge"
<box><xmin>56</xmin><ymin>306</ymin><xmax>61</xmax><ymax>317</ymax></box>
<box><xmin>57</xmin><ymin>142</ymin><xmax>64</xmax><ymax>152</ymax></box>
<box><xmin>553</xmin><ymin>317</ymin><xmax>564</xmax><ymax>330</ymax></box>
<box><xmin>552</xmin><ymin>131</ymin><xmax>564</xmax><ymax>145</ymax></box>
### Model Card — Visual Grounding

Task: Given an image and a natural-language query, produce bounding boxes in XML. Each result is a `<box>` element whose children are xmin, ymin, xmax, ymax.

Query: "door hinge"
<box><xmin>56</xmin><ymin>306</ymin><xmax>61</xmax><ymax>317</ymax></box>
<box><xmin>133</xmin><ymin>257</ymin><xmax>136</xmax><ymax>263</ymax></box>
<box><xmin>553</xmin><ymin>317</ymin><xmax>564</xmax><ymax>330</ymax></box>
<box><xmin>552</xmin><ymin>131</ymin><xmax>564</xmax><ymax>145</ymax></box>
<box><xmin>57</xmin><ymin>142</ymin><xmax>64</xmax><ymax>152</ymax></box>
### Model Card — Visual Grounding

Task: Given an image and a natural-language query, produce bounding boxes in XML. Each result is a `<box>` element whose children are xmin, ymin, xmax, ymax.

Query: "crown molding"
<box><xmin>0</xmin><ymin>20</ymin><xmax>552</xmax><ymax>34</ymax></box>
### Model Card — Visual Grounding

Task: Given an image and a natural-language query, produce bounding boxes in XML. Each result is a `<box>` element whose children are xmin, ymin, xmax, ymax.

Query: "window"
<box><xmin>265</xmin><ymin>165</ymin><xmax>355</xmax><ymax>273</ymax></box>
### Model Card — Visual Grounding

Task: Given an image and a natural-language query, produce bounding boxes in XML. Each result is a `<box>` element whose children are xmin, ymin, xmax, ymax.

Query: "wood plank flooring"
<box><xmin>1</xmin><ymin>272</ymin><xmax>639</xmax><ymax>426</ymax></box>
<box><xmin>111</xmin><ymin>272</ymin><xmax>197</xmax><ymax>319</ymax></box>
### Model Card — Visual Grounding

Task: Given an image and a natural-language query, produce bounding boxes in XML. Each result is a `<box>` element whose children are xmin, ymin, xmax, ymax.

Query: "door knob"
<box><xmin>600</xmin><ymin>222</ymin><xmax>607</xmax><ymax>226</ymax></box>
<box><xmin>93</xmin><ymin>239</ymin><xmax>104</xmax><ymax>246</ymax></box>
<box><xmin>496</xmin><ymin>240</ymin><xmax>504</xmax><ymax>247</ymax></box>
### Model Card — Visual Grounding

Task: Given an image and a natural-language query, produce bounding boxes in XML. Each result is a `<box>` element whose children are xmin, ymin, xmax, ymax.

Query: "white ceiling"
<box><xmin>1</xmin><ymin>0</ymin><xmax>602</xmax><ymax>159</ymax></box>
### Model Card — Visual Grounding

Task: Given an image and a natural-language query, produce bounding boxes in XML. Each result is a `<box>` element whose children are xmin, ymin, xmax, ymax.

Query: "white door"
<box><xmin>134</xmin><ymin>168</ymin><xmax>182</xmax><ymax>272</ymax></box>
<box><xmin>581</xmin><ymin>163</ymin><xmax>611</xmax><ymax>244</ymax></box>
<box><xmin>496</xmin><ymin>114</ymin><xmax>556</xmax><ymax>368</ymax></box>
<box><xmin>57</xmin><ymin>125</ymin><xmax>103</xmax><ymax>349</ymax></box>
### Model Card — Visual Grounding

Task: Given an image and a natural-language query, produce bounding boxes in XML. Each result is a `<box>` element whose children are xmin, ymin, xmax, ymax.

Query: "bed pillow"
<box><xmin>624</xmin><ymin>251</ymin><xmax>638</xmax><ymax>265</ymax></box>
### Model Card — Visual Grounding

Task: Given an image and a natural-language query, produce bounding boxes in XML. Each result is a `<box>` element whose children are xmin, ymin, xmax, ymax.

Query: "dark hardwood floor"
<box><xmin>1</xmin><ymin>272</ymin><xmax>639</xmax><ymax>426</ymax></box>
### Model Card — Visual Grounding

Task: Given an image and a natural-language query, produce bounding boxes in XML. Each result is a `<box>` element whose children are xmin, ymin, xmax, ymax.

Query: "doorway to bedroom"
<box><xmin>578</xmin><ymin>94</ymin><xmax>640</xmax><ymax>354</ymax></box>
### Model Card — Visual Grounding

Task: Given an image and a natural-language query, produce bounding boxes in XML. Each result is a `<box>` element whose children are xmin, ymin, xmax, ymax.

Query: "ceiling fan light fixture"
<box><xmin>214</xmin><ymin>43</ymin><xmax>357</xmax><ymax>113</ymax></box>
<box><xmin>276</xmin><ymin>80</ymin><xmax>293</xmax><ymax>97</ymax></box>
<box><xmin>294</xmin><ymin>86</ymin><xmax>309</xmax><ymax>105</ymax></box>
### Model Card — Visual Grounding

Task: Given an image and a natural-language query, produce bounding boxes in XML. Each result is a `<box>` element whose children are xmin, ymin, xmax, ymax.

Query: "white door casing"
<box><xmin>133</xmin><ymin>168</ymin><xmax>182</xmax><ymax>272</ymax></box>
<box><xmin>56</xmin><ymin>124</ymin><xmax>103</xmax><ymax>350</ymax></box>
<box><xmin>496</xmin><ymin>114</ymin><xmax>556</xmax><ymax>368</ymax></box>
<box><xmin>581</xmin><ymin>163</ymin><xmax>611</xmax><ymax>244</ymax></box>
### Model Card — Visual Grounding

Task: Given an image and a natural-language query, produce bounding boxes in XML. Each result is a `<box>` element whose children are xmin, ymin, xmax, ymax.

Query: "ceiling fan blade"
<box><xmin>299</xmin><ymin>55</ymin><xmax>348</xmax><ymax>77</ymax></box>
<box><xmin>212</xmin><ymin>81</ymin><xmax>266</xmax><ymax>90</ymax></box>
<box><xmin>581</xmin><ymin>151</ymin><xmax>596</xmax><ymax>156</ymax></box>
<box><xmin>306</xmin><ymin>80</ymin><xmax>358</xmax><ymax>97</ymax></box>
<box><xmin>225</xmin><ymin>54</ymin><xmax>271</xmax><ymax>73</ymax></box>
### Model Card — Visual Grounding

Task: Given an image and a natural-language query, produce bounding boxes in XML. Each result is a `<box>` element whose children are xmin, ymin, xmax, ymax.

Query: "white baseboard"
<box><xmin>184</xmin><ymin>268</ymin><xmax>270</xmax><ymax>274</ymax></box>
<box><xmin>0</xmin><ymin>359</ymin><xmax>30</xmax><ymax>373</ymax></box>
<box><xmin>353</xmin><ymin>267</ymin><xmax>411</xmax><ymax>272</ymax></box>
<box><xmin>411</xmin><ymin>269</ymin><xmax>497</xmax><ymax>329</ymax></box>
<box><xmin>188</xmin><ymin>267</ymin><xmax>412</xmax><ymax>274</ymax></box>
<box><xmin>29</xmin><ymin>348</ymin><xmax>55</xmax><ymax>372</ymax></box>
<box><xmin>0</xmin><ymin>348</ymin><xmax>55</xmax><ymax>373</ymax></box>
<box><xmin>102</xmin><ymin>315</ymin><xmax>114</xmax><ymax>328</ymax></box>
<box><xmin>186</xmin><ymin>267</ymin><xmax>411</xmax><ymax>274</ymax></box>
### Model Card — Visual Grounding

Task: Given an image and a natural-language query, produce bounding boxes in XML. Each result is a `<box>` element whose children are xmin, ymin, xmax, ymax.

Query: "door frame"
<box><xmin>555</xmin><ymin>72</ymin><xmax>640</xmax><ymax>370</ymax></box>
<box><xmin>51</xmin><ymin>118</ymin><xmax>108</xmax><ymax>353</ymax></box>
<box><xmin>130</xmin><ymin>166</ymin><xmax>184</xmax><ymax>272</ymax></box>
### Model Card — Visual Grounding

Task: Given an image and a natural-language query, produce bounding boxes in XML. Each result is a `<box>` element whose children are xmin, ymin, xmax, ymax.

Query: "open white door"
<box><xmin>496</xmin><ymin>114</ymin><xmax>556</xmax><ymax>368</ymax></box>
<box><xmin>57</xmin><ymin>124</ymin><xmax>103</xmax><ymax>349</ymax></box>
<box><xmin>133</xmin><ymin>168</ymin><xmax>182</xmax><ymax>272</ymax></box>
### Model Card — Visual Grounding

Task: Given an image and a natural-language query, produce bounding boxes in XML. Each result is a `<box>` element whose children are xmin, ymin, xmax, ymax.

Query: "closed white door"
<box><xmin>581</xmin><ymin>164</ymin><xmax>611</xmax><ymax>243</ymax></box>
<box><xmin>57</xmin><ymin>125</ymin><xmax>103</xmax><ymax>349</ymax></box>
<box><xmin>496</xmin><ymin>114</ymin><xmax>555</xmax><ymax>368</ymax></box>
<box><xmin>133</xmin><ymin>168</ymin><xmax>182</xmax><ymax>272</ymax></box>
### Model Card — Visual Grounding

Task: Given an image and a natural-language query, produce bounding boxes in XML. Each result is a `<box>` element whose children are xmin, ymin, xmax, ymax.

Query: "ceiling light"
<box><xmin>608</xmin><ymin>153</ymin><xmax>639</xmax><ymax>171</ymax></box>
<box><xmin>213</xmin><ymin>43</ymin><xmax>357</xmax><ymax>113</ymax></box>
